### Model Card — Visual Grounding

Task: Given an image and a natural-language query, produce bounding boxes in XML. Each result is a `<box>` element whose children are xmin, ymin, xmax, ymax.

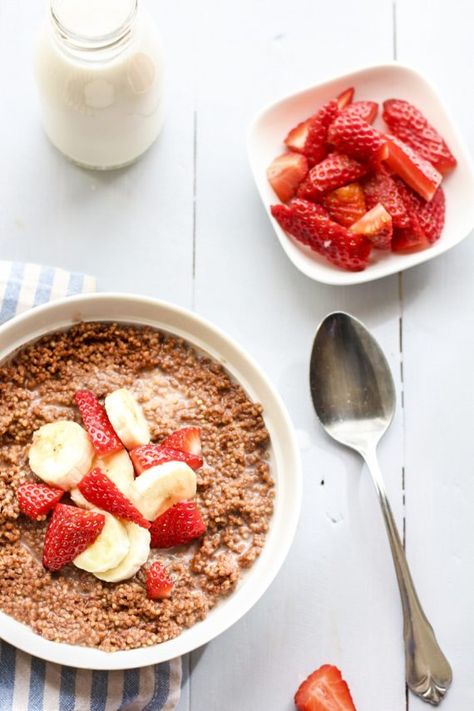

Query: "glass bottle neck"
<box><xmin>49</xmin><ymin>0</ymin><xmax>138</xmax><ymax>59</ymax></box>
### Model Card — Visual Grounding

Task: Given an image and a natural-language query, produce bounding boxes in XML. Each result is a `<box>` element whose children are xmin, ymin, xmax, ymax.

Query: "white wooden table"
<box><xmin>1</xmin><ymin>1</ymin><xmax>473</xmax><ymax>709</ymax></box>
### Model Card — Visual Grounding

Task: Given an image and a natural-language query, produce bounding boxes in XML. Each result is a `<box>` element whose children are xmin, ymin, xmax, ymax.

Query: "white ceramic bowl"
<box><xmin>248</xmin><ymin>62</ymin><xmax>474</xmax><ymax>286</ymax></box>
<box><xmin>0</xmin><ymin>293</ymin><xmax>301</xmax><ymax>669</ymax></box>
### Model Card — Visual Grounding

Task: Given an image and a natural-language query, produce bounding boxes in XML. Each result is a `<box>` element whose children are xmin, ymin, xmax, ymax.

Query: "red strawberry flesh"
<box><xmin>78</xmin><ymin>468</ymin><xmax>150</xmax><ymax>529</ymax></box>
<box><xmin>336</xmin><ymin>87</ymin><xmax>354</xmax><ymax>109</ymax></box>
<box><xmin>323</xmin><ymin>183</ymin><xmax>366</xmax><ymax>227</ymax></box>
<box><xmin>146</xmin><ymin>561</ymin><xmax>174</xmax><ymax>600</ymax></box>
<box><xmin>150</xmin><ymin>501</ymin><xmax>206</xmax><ymax>548</ymax></box>
<box><xmin>74</xmin><ymin>390</ymin><xmax>123</xmax><ymax>456</ymax></box>
<box><xmin>271</xmin><ymin>199</ymin><xmax>371</xmax><ymax>271</ymax></box>
<box><xmin>131</xmin><ymin>444</ymin><xmax>203</xmax><ymax>475</ymax></box>
<box><xmin>297</xmin><ymin>153</ymin><xmax>368</xmax><ymax>200</ymax></box>
<box><xmin>285</xmin><ymin>100</ymin><xmax>339</xmax><ymax>167</ymax></box>
<box><xmin>267</xmin><ymin>152</ymin><xmax>308</xmax><ymax>203</ymax></box>
<box><xmin>43</xmin><ymin>503</ymin><xmax>105</xmax><ymax>571</ymax></box>
<box><xmin>161</xmin><ymin>427</ymin><xmax>202</xmax><ymax>457</ymax></box>
<box><xmin>17</xmin><ymin>482</ymin><xmax>64</xmax><ymax>519</ymax></box>
<box><xmin>385</xmin><ymin>135</ymin><xmax>442</xmax><ymax>201</ymax></box>
<box><xmin>328</xmin><ymin>113</ymin><xmax>388</xmax><ymax>162</ymax></box>
<box><xmin>383</xmin><ymin>98</ymin><xmax>457</xmax><ymax>175</ymax></box>
<box><xmin>295</xmin><ymin>664</ymin><xmax>357</xmax><ymax>711</ymax></box>
<box><xmin>343</xmin><ymin>100</ymin><xmax>378</xmax><ymax>124</ymax></box>
<box><xmin>349</xmin><ymin>203</ymin><xmax>393</xmax><ymax>249</ymax></box>
<box><xmin>363</xmin><ymin>167</ymin><xmax>410</xmax><ymax>228</ymax></box>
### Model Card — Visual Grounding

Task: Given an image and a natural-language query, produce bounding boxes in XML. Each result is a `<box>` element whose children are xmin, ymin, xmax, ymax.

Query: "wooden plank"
<box><xmin>397</xmin><ymin>2</ymin><xmax>474</xmax><ymax>709</ymax></box>
<box><xmin>190</xmin><ymin>1</ymin><xmax>408</xmax><ymax>708</ymax></box>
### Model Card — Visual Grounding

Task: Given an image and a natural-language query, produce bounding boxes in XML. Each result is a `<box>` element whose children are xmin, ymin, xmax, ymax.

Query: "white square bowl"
<box><xmin>248</xmin><ymin>62</ymin><xmax>474</xmax><ymax>286</ymax></box>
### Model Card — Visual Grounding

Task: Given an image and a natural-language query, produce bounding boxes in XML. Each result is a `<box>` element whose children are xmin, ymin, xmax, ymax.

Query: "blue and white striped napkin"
<box><xmin>0</xmin><ymin>262</ymin><xmax>181</xmax><ymax>711</ymax></box>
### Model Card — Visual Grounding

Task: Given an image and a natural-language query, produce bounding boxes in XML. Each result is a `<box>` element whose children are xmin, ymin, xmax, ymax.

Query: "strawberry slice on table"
<box><xmin>43</xmin><ymin>503</ymin><xmax>105</xmax><ymax>571</ymax></box>
<box><xmin>323</xmin><ymin>183</ymin><xmax>366</xmax><ymax>227</ymax></box>
<box><xmin>161</xmin><ymin>427</ymin><xmax>202</xmax><ymax>457</ymax></box>
<box><xmin>342</xmin><ymin>100</ymin><xmax>378</xmax><ymax>124</ymax></box>
<box><xmin>78</xmin><ymin>468</ymin><xmax>150</xmax><ymax>529</ymax></box>
<box><xmin>271</xmin><ymin>199</ymin><xmax>371</xmax><ymax>271</ymax></box>
<box><xmin>327</xmin><ymin>112</ymin><xmax>388</xmax><ymax>162</ymax></box>
<box><xmin>285</xmin><ymin>100</ymin><xmax>339</xmax><ymax>166</ymax></box>
<box><xmin>363</xmin><ymin>167</ymin><xmax>410</xmax><ymax>228</ymax></box>
<box><xmin>267</xmin><ymin>152</ymin><xmax>309</xmax><ymax>203</ymax></box>
<box><xmin>131</xmin><ymin>443</ymin><xmax>203</xmax><ymax>475</ymax></box>
<box><xmin>295</xmin><ymin>664</ymin><xmax>356</xmax><ymax>711</ymax></box>
<box><xmin>385</xmin><ymin>135</ymin><xmax>442</xmax><ymax>201</ymax></box>
<box><xmin>297</xmin><ymin>153</ymin><xmax>368</xmax><ymax>200</ymax></box>
<box><xmin>349</xmin><ymin>203</ymin><xmax>393</xmax><ymax>249</ymax></box>
<box><xmin>383</xmin><ymin>98</ymin><xmax>457</xmax><ymax>175</ymax></box>
<box><xmin>336</xmin><ymin>86</ymin><xmax>354</xmax><ymax>109</ymax></box>
<box><xmin>17</xmin><ymin>482</ymin><xmax>64</xmax><ymax>519</ymax></box>
<box><xmin>150</xmin><ymin>501</ymin><xmax>206</xmax><ymax>548</ymax></box>
<box><xmin>146</xmin><ymin>561</ymin><xmax>174</xmax><ymax>600</ymax></box>
<box><xmin>74</xmin><ymin>390</ymin><xmax>123</xmax><ymax>456</ymax></box>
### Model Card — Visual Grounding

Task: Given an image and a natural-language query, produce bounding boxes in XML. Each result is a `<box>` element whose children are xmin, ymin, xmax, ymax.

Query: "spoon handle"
<box><xmin>363</xmin><ymin>447</ymin><xmax>452</xmax><ymax>706</ymax></box>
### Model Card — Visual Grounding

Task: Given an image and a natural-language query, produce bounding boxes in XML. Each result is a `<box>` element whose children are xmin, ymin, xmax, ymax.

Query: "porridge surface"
<box><xmin>0</xmin><ymin>322</ymin><xmax>273</xmax><ymax>651</ymax></box>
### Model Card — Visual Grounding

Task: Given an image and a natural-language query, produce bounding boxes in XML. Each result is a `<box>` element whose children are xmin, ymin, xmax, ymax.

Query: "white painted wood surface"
<box><xmin>0</xmin><ymin>0</ymin><xmax>473</xmax><ymax>709</ymax></box>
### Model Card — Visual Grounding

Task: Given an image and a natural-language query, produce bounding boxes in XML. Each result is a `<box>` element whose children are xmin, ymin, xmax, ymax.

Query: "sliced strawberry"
<box><xmin>295</xmin><ymin>664</ymin><xmax>357</xmax><ymax>711</ymax></box>
<box><xmin>336</xmin><ymin>87</ymin><xmax>354</xmax><ymax>109</ymax></box>
<box><xmin>267</xmin><ymin>152</ymin><xmax>309</xmax><ymax>203</ymax></box>
<box><xmin>416</xmin><ymin>187</ymin><xmax>445</xmax><ymax>243</ymax></box>
<box><xmin>297</xmin><ymin>153</ymin><xmax>368</xmax><ymax>200</ymax></box>
<box><xmin>131</xmin><ymin>443</ymin><xmax>203</xmax><ymax>475</ymax></box>
<box><xmin>383</xmin><ymin>98</ymin><xmax>457</xmax><ymax>175</ymax></box>
<box><xmin>78</xmin><ymin>468</ymin><xmax>150</xmax><ymax>529</ymax></box>
<box><xmin>74</xmin><ymin>390</ymin><xmax>123</xmax><ymax>456</ymax></box>
<box><xmin>363</xmin><ymin>167</ymin><xmax>410</xmax><ymax>228</ymax></box>
<box><xmin>349</xmin><ymin>203</ymin><xmax>393</xmax><ymax>249</ymax></box>
<box><xmin>323</xmin><ymin>183</ymin><xmax>366</xmax><ymax>227</ymax></box>
<box><xmin>343</xmin><ymin>100</ymin><xmax>378</xmax><ymax>124</ymax></box>
<box><xmin>285</xmin><ymin>100</ymin><xmax>339</xmax><ymax>166</ymax></box>
<box><xmin>271</xmin><ymin>199</ymin><xmax>371</xmax><ymax>271</ymax></box>
<box><xmin>327</xmin><ymin>113</ymin><xmax>388</xmax><ymax>162</ymax></box>
<box><xmin>161</xmin><ymin>427</ymin><xmax>202</xmax><ymax>457</ymax></box>
<box><xmin>150</xmin><ymin>501</ymin><xmax>206</xmax><ymax>548</ymax></box>
<box><xmin>17</xmin><ymin>482</ymin><xmax>64</xmax><ymax>519</ymax></box>
<box><xmin>392</xmin><ymin>227</ymin><xmax>430</xmax><ymax>253</ymax></box>
<box><xmin>385</xmin><ymin>135</ymin><xmax>442</xmax><ymax>201</ymax></box>
<box><xmin>43</xmin><ymin>503</ymin><xmax>105</xmax><ymax>571</ymax></box>
<box><xmin>146</xmin><ymin>561</ymin><xmax>174</xmax><ymax>600</ymax></box>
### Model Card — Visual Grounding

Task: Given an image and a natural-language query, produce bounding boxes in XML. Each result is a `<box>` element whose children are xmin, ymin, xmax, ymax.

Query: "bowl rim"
<box><xmin>0</xmin><ymin>292</ymin><xmax>302</xmax><ymax>669</ymax></box>
<box><xmin>247</xmin><ymin>60</ymin><xmax>474</xmax><ymax>286</ymax></box>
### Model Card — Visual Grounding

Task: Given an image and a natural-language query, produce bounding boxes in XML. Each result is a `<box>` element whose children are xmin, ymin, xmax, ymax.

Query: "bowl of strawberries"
<box><xmin>248</xmin><ymin>63</ymin><xmax>474</xmax><ymax>284</ymax></box>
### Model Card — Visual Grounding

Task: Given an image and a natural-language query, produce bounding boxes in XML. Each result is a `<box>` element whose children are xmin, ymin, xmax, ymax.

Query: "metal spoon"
<box><xmin>309</xmin><ymin>311</ymin><xmax>452</xmax><ymax>706</ymax></box>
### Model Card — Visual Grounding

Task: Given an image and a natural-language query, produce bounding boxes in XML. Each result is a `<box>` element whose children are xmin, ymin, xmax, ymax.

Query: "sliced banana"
<box><xmin>131</xmin><ymin>461</ymin><xmax>197</xmax><ymax>521</ymax></box>
<box><xmin>73</xmin><ymin>511</ymin><xmax>129</xmax><ymax>573</ymax></box>
<box><xmin>104</xmin><ymin>389</ymin><xmax>150</xmax><ymax>450</ymax></box>
<box><xmin>94</xmin><ymin>522</ymin><xmax>151</xmax><ymax>582</ymax></box>
<box><xmin>29</xmin><ymin>420</ymin><xmax>95</xmax><ymax>490</ymax></box>
<box><xmin>70</xmin><ymin>487</ymin><xmax>94</xmax><ymax>510</ymax></box>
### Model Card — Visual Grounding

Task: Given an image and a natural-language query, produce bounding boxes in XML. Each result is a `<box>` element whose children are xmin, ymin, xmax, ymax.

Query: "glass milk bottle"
<box><xmin>34</xmin><ymin>0</ymin><xmax>164</xmax><ymax>169</ymax></box>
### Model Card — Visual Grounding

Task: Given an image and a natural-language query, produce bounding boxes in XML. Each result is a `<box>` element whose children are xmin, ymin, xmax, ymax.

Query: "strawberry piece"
<box><xmin>43</xmin><ymin>503</ymin><xmax>105</xmax><ymax>571</ymax></box>
<box><xmin>343</xmin><ymin>100</ymin><xmax>378</xmax><ymax>124</ymax></box>
<box><xmin>391</xmin><ymin>179</ymin><xmax>431</xmax><ymax>252</ymax></box>
<box><xmin>336</xmin><ymin>87</ymin><xmax>354</xmax><ymax>109</ymax></box>
<box><xmin>349</xmin><ymin>203</ymin><xmax>393</xmax><ymax>249</ymax></box>
<box><xmin>327</xmin><ymin>113</ymin><xmax>388</xmax><ymax>162</ymax></box>
<box><xmin>285</xmin><ymin>100</ymin><xmax>339</xmax><ymax>166</ymax></box>
<box><xmin>363</xmin><ymin>167</ymin><xmax>410</xmax><ymax>228</ymax></box>
<box><xmin>17</xmin><ymin>482</ymin><xmax>64</xmax><ymax>519</ymax></box>
<box><xmin>267</xmin><ymin>152</ymin><xmax>309</xmax><ymax>203</ymax></box>
<box><xmin>74</xmin><ymin>390</ymin><xmax>123</xmax><ymax>456</ymax></box>
<box><xmin>146</xmin><ymin>561</ymin><xmax>174</xmax><ymax>599</ymax></box>
<box><xmin>161</xmin><ymin>427</ymin><xmax>202</xmax><ymax>457</ymax></box>
<box><xmin>78</xmin><ymin>468</ymin><xmax>150</xmax><ymax>529</ymax></box>
<box><xmin>295</xmin><ymin>664</ymin><xmax>356</xmax><ymax>711</ymax></box>
<box><xmin>150</xmin><ymin>501</ymin><xmax>206</xmax><ymax>548</ymax></box>
<box><xmin>131</xmin><ymin>444</ymin><xmax>203</xmax><ymax>475</ymax></box>
<box><xmin>385</xmin><ymin>135</ymin><xmax>442</xmax><ymax>201</ymax></box>
<box><xmin>271</xmin><ymin>199</ymin><xmax>371</xmax><ymax>271</ymax></box>
<box><xmin>323</xmin><ymin>183</ymin><xmax>366</xmax><ymax>227</ymax></box>
<box><xmin>392</xmin><ymin>227</ymin><xmax>430</xmax><ymax>253</ymax></box>
<box><xmin>383</xmin><ymin>98</ymin><xmax>457</xmax><ymax>175</ymax></box>
<box><xmin>416</xmin><ymin>187</ymin><xmax>446</xmax><ymax>243</ymax></box>
<box><xmin>297</xmin><ymin>153</ymin><xmax>368</xmax><ymax>200</ymax></box>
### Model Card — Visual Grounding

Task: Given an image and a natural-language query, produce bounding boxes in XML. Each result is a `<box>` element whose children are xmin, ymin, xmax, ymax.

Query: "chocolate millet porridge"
<box><xmin>0</xmin><ymin>322</ymin><xmax>273</xmax><ymax>651</ymax></box>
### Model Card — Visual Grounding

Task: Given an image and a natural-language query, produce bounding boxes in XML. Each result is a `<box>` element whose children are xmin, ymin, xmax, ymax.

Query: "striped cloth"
<box><xmin>0</xmin><ymin>262</ymin><xmax>181</xmax><ymax>711</ymax></box>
